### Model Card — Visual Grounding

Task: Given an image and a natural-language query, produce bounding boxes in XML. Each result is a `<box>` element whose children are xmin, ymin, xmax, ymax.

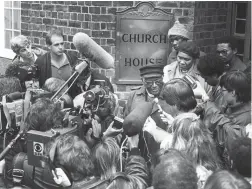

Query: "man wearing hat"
<box><xmin>124</xmin><ymin>64</ymin><xmax>165</xmax><ymax>117</ymax></box>
<box><xmin>123</xmin><ymin>64</ymin><xmax>176</xmax><ymax>169</ymax></box>
<box><xmin>167</xmin><ymin>21</ymin><xmax>205</xmax><ymax>65</ymax></box>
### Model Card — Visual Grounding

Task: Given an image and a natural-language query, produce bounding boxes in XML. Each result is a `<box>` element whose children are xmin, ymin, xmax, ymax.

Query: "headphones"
<box><xmin>48</xmin><ymin>140</ymin><xmax>73</xmax><ymax>187</ymax></box>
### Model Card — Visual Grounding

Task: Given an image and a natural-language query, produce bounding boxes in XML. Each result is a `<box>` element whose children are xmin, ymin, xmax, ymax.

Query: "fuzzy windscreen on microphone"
<box><xmin>123</xmin><ymin>101</ymin><xmax>154</xmax><ymax>137</ymax></box>
<box><xmin>73</xmin><ymin>32</ymin><xmax>114</xmax><ymax>69</ymax></box>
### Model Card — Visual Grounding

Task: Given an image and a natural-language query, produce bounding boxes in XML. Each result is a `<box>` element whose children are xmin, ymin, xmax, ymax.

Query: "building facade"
<box><xmin>0</xmin><ymin>1</ymin><xmax>251</xmax><ymax>106</ymax></box>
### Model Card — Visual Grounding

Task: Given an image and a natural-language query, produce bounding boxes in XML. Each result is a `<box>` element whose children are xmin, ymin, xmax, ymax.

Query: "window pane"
<box><xmin>236</xmin><ymin>38</ymin><xmax>245</xmax><ymax>55</ymax></box>
<box><xmin>236</xmin><ymin>3</ymin><xmax>247</xmax><ymax>19</ymax></box>
<box><xmin>4</xmin><ymin>1</ymin><xmax>12</xmax><ymax>8</ymax></box>
<box><xmin>13</xmin><ymin>1</ymin><xmax>20</xmax><ymax>8</ymax></box>
<box><xmin>13</xmin><ymin>10</ymin><xmax>20</xmax><ymax>30</ymax></box>
<box><xmin>4</xmin><ymin>9</ymin><xmax>12</xmax><ymax>29</ymax></box>
<box><xmin>14</xmin><ymin>31</ymin><xmax>20</xmax><ymax>37</ymax></box>
<box><xmin>235</xmin><ymin>20</ymin><xmax>246</xmax><ymax>34</ymax></box>
<box><xmin>5</xmin><ymin>30</ymin><xmax>12</xmax><ymax>49</ymax></box>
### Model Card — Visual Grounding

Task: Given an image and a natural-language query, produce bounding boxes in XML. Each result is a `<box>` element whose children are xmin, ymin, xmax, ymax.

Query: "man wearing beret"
<box><xmin>124</xmin><ymin>64</ymin><xmax>175</xmax><ymax>169</ymax></box>
<box><xmin>163</xmin><ymin>41</ymin><xmax>211</xmax><ymax>95</ymax></box>
<box><xmin>167</xmin><ymin>21</ymin><xmax>205</xmax><ymax>65</ymax></box>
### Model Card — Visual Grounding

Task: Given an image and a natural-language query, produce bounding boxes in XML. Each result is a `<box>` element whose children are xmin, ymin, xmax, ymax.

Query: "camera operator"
<box><xmin>3</xmin><ymin>98</ymin><xmax>65</xmax><ymax>188</ymax></box>
<box><xmin>5</xmin><ymin>61</ymin><xmax>39</xmax><ymax>92</ymax></box>
<box><xmin>78</xmin><ymin>86</ymin><xmax>121</xmax><ymax>148</ymax></box>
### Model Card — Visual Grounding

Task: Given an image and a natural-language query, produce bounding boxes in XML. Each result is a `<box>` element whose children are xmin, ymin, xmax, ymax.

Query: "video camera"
<box><xmin>17</xmin><ymin>65</ymin><xmax>39</xmax><ymax>91</ymax></box>
<box><xmin>26</xmin><ymin>115</ymin><xmax>84</xmax><ymax>168</ymax></box>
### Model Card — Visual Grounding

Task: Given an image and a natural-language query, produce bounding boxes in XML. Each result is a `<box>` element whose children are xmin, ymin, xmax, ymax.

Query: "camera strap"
<box><xmin>12</xmin><ymin>152</ymin><xmax>27</xmax><ymax>184</ymax></box>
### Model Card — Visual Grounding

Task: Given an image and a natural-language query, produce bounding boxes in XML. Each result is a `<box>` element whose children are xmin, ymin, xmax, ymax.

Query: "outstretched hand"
<box><xmin>103</xmin><ymin>121</ymin><xmax>123</xmax><ymax>138</ymax></box>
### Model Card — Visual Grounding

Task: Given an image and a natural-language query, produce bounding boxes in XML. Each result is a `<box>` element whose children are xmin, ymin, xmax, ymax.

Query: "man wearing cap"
<box><xmin>163</xmin><ymin>41</ymin><xmax>211</xmax><ymax>96</ymax></box>
<box><xmin>167</xmin><ymin>21</ymin><xmax>205</xmax><ymax>65</ymax></box>
<box><xmin>124</xmin><ymin>64</ymin><xmax>175</xmax><ymax>168</ymax></box>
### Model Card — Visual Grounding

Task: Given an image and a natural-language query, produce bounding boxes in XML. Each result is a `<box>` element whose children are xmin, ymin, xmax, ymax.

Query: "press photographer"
<box><xmin>5</xmin><ymin>61</ymin><xmax>40</xmax><ymax>92</ymax></box>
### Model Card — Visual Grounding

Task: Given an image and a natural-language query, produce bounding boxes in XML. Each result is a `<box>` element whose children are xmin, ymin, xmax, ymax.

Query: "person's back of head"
<box><xmin>47</xmin><ymin>134</ymin><xmax>94</xmax><ymax>181</ymax></box>
<box><xmin>92</xmin><ymin>137</ymin><xmax>120</xmax><ymax>179</ymax></box>
<box><xmin>0</xmin><ymin>75</ymin><xmax>22</xmax><ymax>98</ymax></box>
<box><xmin>161</xmin><ymin>78</ymin><xmax>197</xmax><ymax>112</ymax></box>
<box><xmin>152</xmin><ymin>148</ymin><xmax>198</xmax><ymax>189</ymax></box>
<box><xmin>171</xmin><ymin>113</ymin><xmax>220</xmax><ymax>171</ymax></box>
<box><xmin>197</xmin><ymin>54</ymin><xmax>225</xmax><ymax>86</ymax></box>
<box><xmin>227</xmin><ymin>137</ymin><xmax>251</xmax><ymax>178</ymax></box>
<box><xmin>204</xmin><ymin>170</ymin><xmax>250</xmax><ymax>189</ymax></box>
<box><xmin>106</xmin><ymin>174</ymin><xmax>133</xmax><ymax>189</ymax></box>
<box><xmin>24</xmin><ymin>98</ymin><xmax>65</xmax><ymax>131</ymax></box>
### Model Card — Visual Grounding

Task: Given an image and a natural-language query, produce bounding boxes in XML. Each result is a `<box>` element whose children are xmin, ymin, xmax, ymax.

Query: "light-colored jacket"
<box><xmin>163</xmin><ymin>61</ymin><xmax>212</xmax><ymax>94</ymax></box>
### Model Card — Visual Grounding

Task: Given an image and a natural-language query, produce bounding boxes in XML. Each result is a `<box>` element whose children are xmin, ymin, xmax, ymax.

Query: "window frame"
<box><xmin>0</xmin><ymin>1</ymin><xmax>21</xmax><ymax>59</ymax></box>
<box><xmin>231</xmin><ymin>1</ymin><xmax>251</xmax><ymax>63</ymax></box>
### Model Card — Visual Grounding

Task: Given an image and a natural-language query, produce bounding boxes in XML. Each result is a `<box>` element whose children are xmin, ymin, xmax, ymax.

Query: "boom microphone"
<box><xmin>73</xmin><ymin>32</ymin><xmax>114</xmax><ymax>69</ymax></box>
<box><xmin>123</xmin><ymin>101</ymin><xmax>154</xmax><ymax>137</ymax></box>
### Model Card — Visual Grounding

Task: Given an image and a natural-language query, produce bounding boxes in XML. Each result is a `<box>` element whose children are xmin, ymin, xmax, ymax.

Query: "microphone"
<box><xmin>51</xmin><ymin>61</ymin><xmax>88</xmax><ymax>101</ymax></box>
<box><xmin>123</xmin><ymin>101</ymin><xmax>154</xmax><ymax>137</ymax></box>
<box><xmin>75</xmin><ymin>61</ymin><xmax>88</xmax><ymax>74</ymax></box>
<box><xmin>154</xmin><ymin>98</ymin><xmax>163</xmax><ymax>113</ymax></box>
<box><xmin>73</xmin><ymin>32</ymin><xmax>114</xmax><ymax>69</ymax></box>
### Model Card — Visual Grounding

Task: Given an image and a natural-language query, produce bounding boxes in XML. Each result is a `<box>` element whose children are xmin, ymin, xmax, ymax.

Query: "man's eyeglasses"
<box><xmin>216</xmin><ymin>50</ymin><xmax>229</xmax><ymax>56</ymax></box>
<box><xmin>143</xmin><ymin>78</ymin><xmax>163</xmax><ymax>86</ymax></box>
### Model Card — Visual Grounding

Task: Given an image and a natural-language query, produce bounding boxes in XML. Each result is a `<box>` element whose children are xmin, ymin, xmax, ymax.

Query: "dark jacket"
<box><xmin>123</xmin><ymin>86</ymin><xmax>176</xmax><ymax>165</ymax></box>
<box><xmin>68</xmin><ymin>69</ymin><xmax>114</xmax><ymax>99</ymax></box>
<box><xmin>225</xmin><ymin>55</ymin><xmax>247</xmax><ymax>72</ymax></box>
<box><xmin>69</xmin><ymin>148</ymin><xmax>148</xmax><ymax>189</ymax></box>
<box><xmin>35</xmin><ymin>51</ymin><xmax>78</xmax><ymax>87</ymax></box>
<box><xmin>203</xmin><ymin>101</ymin><xmax>247</xmax><ymax>149</ymax></box>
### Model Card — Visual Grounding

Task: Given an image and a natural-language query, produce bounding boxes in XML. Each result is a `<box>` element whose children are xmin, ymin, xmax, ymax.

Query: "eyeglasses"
<box><xmin>216</xmin><ymin>50</ymin><xmax>229</xmax><ymax>56</ymax></box>
<box><xmin>143</xmin><ymin>78</ymin><xmax>163</xmax><ymax>86</ymax></box>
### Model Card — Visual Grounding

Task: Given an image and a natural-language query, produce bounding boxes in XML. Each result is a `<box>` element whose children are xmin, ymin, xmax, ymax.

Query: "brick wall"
<box><xmin>20</xmin><ymin>1</ymin><xmax>231</xmax><ymax>107</ymax></box>
<box><xmin>193</xmin><ymin>2</ymin><xmax>230</xmax><ymax>53</ymax></box>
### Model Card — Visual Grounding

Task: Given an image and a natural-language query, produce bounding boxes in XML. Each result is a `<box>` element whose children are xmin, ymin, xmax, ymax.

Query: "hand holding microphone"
<box><xmin>154</xmin><ymin>98</ymin><xmax>174</xmax><ymax>125</ymax></box>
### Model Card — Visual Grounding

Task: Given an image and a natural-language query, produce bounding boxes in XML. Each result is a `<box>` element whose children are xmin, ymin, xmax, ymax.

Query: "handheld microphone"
<box><xmin>123</xmin><ymin>101</ymin><xmax>154</xmax><ymax>137</ymax></box>
<box><xmin>73</xmin><ymin>32</ymin><xmax>114</xmax><ymax>69</ymax></box>
<box><xmin>154</xmin><ymin>98</ymin><xmax>163</xmax><ymax>113</ymax></box>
